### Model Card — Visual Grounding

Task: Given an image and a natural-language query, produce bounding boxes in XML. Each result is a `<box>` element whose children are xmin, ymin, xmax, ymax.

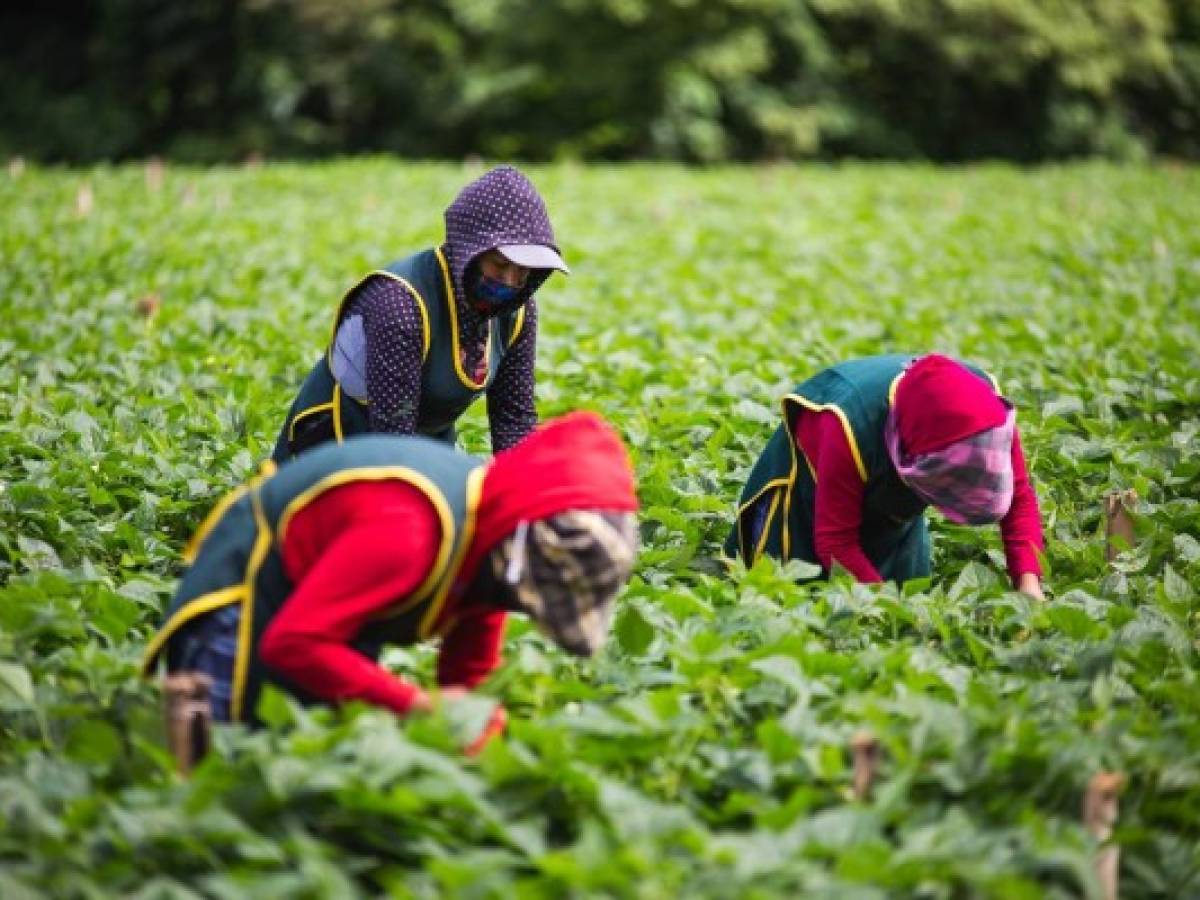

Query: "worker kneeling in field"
<box><xmin>144</xmin><ymin>412</ymin><xmax>638</xmax><ymax>743</ymax></box>
<box><xmin>726</xmin><ymin>354</ymin><xmax>1046</xmax><ymax>599</ymax></box>
<box><xmin>272</xmin><ymin>165</ymin><xmax>568</xmax><ymax>463</ymax></box>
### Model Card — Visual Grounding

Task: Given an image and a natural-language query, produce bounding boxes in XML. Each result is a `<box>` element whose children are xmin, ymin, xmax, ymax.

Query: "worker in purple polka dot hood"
<box><xmin>271</xmin><ymin>165</ymin><xmax>569</xmax><ymax>462</ymax></box>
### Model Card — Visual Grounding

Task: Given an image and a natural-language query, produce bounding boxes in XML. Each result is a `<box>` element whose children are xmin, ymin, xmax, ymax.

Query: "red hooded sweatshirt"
<box><xmin>258</xmin><ymin>412</ymin><xmax>638</xmax><ymax>714</ymax></box>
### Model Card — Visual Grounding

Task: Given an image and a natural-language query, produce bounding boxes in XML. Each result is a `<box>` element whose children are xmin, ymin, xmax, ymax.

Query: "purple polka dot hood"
<box><xmin>442</xmin><ymin>165</ymin><xmax>563</xmax><ymax>308</ymax></box>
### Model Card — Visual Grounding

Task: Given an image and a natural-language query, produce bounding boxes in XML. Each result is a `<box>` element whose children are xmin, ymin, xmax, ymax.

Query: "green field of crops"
<box><xmin>2</xmin><ymin>160</ymin><xmax>1199</xmax><ymax>898</ymax></box>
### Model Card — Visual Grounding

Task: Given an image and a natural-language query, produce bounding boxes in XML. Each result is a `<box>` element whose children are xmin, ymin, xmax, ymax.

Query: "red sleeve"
<box><xmin>797</xmin><ymin>412</ymin><xmax>884</xmax><ymax>583</ymax></box>
<box><xmin>437</xmin><ymin>607</ymin><xmax>507</xmax><ymax>689</ymax></box>
<box><xmin>999</xmin><ymin>428</ymin><xmax>1045</xmax><ymax>582</ymax></box>
<box><xmin>259</xmin><ymin>481</ymin><xmax>442</xmax><ymax>715</ymax></box>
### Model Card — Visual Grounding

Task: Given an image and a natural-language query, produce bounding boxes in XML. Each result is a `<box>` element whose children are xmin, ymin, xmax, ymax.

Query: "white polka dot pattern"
<box><xmin>349</xmin><ymin>276</ymin><xmax>426</xmax><ymax>434</ymax></box>
<box><xmin>488</xmin><ymin>298</ymin><xmax>538</xmax><ymax>452</ymax></box>
<box><xmin>352</xmin><ymin>165</ymin><xmax>560</xmax><ymax>446</ymax></box>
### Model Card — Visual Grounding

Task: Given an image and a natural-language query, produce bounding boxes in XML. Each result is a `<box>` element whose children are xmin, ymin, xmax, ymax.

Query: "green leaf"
<box><xmin>1045</xmin><ymin>604</ymin><xmax>1099</xmax><ymax>639</ymax></box>
<box><xmin>1174</xmin><ymin>533</ymin><xmax>1200</xmax><ymax>565</ymax></box>
<box><xmin>255</xmin><ymin>684</ymin><xmax>296</xmax><ymax>729</ymax></box>
<box><xmin>614</xmin><ymin>602</ymin><xmax>655</xmax><ymax>655</ymax></box>
<box><xmin>65</xmin><ymin>719</ymin><xmax>123</xmax><ymax>767</ymax></box>
<box><xmin>16</xmin><ymin>535</ymin><xmax>62</xmax><ymax>572</ymax></box>
<box><xmin>1163</xmin><ymin>564</ymin><xmax>1192</xmax><ymax>602</ymax></box>
<box><xmin>0</xmin><ymin>662</ymin><xmax>35</xmax><ymax>709</ymax></box>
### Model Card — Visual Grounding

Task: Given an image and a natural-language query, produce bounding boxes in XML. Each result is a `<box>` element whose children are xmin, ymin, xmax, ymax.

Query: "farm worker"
<box><xmin>272</xmin><ymin>164</ymin><xmax>568</xmax><ymax>462</ymax></box>
<box><xmin>144</xmin><ymin>412</ymin><xmax>638</xmax><ymax>746</ymax></box>
<box><xmin>725</xmin><ymin>354</ymin><xmax>1046</xmax><ymax>599</ymax></box>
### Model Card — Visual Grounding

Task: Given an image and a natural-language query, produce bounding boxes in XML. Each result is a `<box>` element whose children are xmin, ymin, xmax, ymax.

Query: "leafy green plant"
<box><xmin>1</xmin><ymin>160</ymin><xmax>1198</xmax><ymax>896</ymax></box>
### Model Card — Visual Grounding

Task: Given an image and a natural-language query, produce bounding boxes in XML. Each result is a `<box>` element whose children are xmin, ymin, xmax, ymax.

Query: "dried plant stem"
<box><xmin>850</xmin><ymin>731</ymin><xmax>880</xmax><ymax>801</ymax></box>
<box><xmin>1104</xmin><ymin>490</ymin><xmax>1137</xmax><ymax>564</ymax></box>
<box><xmin>164</xmin><ymin>672</ymin><xmax>213</xmax><ymax>776</ymax></box>
<box><xmin>1084</xmin><ymin>771</ymin><xmax>1125</xmax><ymax>900</ymax></box>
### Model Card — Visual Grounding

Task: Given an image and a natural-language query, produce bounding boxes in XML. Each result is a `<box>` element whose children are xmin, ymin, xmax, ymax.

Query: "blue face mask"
<box><xmin>471</xmin><ymin>275</ymin><xmax>523</xmax><ymax>315</ymax></box>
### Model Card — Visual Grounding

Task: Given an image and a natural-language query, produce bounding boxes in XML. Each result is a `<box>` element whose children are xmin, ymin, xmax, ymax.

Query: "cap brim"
<box><xmin>496</xmin><ymin>244</ymin><xmax>570</xmax><ymax>274</ymax></box>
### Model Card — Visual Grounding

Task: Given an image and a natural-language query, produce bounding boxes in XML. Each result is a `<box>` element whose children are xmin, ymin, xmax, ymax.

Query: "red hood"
<box><xmin>462</xmin><ymin>411</ymin><xmax>639</xmax><ymax>581</ymax></box>
<box><xmin>894</xmin><ymin>354</ymin><xmax>1008</xmax><ymax>455</ymax></box>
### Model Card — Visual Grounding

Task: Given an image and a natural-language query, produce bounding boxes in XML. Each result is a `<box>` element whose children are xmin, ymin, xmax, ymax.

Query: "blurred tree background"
<box><xmin>2</xmin><ymin>0</ymin><xmax>1198</xmax><ymax>164</ymax></box>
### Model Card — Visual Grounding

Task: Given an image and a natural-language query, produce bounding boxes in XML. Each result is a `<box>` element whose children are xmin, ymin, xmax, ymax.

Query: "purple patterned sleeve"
<box><xmin>486</xmin><ymin>298</ymin><xmax>538</xmax><ymax>452</ymax></box>
<box><xmin>350</xmin><ymin>275</ymin><xmax>425</xmax><ymax>434</ymax></box>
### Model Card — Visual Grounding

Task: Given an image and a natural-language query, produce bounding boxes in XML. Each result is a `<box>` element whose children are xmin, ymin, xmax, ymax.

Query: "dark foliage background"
<box><xmin>2</xmin><ymin>1</ymin><xmax>1199</xmax><ymax>162</ymax></box>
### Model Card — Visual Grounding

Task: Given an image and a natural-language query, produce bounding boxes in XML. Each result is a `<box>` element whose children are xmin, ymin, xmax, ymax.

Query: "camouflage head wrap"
<box><xmin>489</xmin><ymin>510</ymin><xmax>638</xmax><ymax>656</ymax></box>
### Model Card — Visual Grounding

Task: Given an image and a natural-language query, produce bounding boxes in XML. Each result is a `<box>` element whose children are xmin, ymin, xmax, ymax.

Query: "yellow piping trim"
<box><xmin>183</xmin><ymin>486</ymin><xmax>248</xmax><ymax>565</ymax></box>
<box><xmin>782</xmin><ymin>393</ymin><xmax>868</xmax><ymax>483</ymax></box>
<box><xmin>779</xmin><ymin>403</ymin><xmax>805</xmax><ymax>561</ymax></box>
<box><xmin>231</xmin><ymin>490</ymin><xmax>272</xmax><ymax>722</ymax></box>
<box><xmin>419</xmin><ymin>466</ymin><xmax>486</xmax><ymax>638</ymax></box>
<box><xmin>327</xmin><ymin>271</ymin><xmax>432</xmax><ymax>365</ymax></box>
<box><xmin>288</xmin><ymin>401</ymin><xmax>334</xmax><ymax>444</ymax></box>
<box><xmin>508</xmin><ymin>305</ymin><xmax>526</xmax><ymax>348</ymax></box>
<box><xmin>436</xmin><ymin>247</ymin><xmax>492</xmax><ymax>391</ymax></box>
<box><xmin>753</xmin><ymin>490</ymin><xmax>782</xmax><ymax>562</ymax></box>
<box><xmin>181</xmin><ymin>461</ymin><xmax>277</xmax><ymax>565</ymax></box>
<box><xmin>734</xmin><ymin>476</ymin><xmax>790</xmax><ymax>564</ymax></box>
<box><xmin>140</xmin><ymin>585</ymin><xmax>245</xmax><ymax>675</ymax></box>
<box><xmin>276</xmin><ymin>468</ymin><xmax>456</xmax><ymax>605</ymax></box>
<box><xmin>332</xmin><ymin>384</ymin><xmax>344</xmax><ymax>443</ymax></box>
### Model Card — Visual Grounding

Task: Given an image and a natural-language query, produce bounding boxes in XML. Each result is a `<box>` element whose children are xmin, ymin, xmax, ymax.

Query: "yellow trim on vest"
<box><xmin>332</xmin><ymin>384</ymin><xmax>344</xmax><ymax>442</ymax></box>
<box><xmin>140</xmin><ymin>585</ymin><xmax>245</xmax><ymax>676</ymax></box>
<box><xmin>183</xmin><ymin>486</ymin><xmax>248</xmax><ymax>565</ymax></box>
<box><xmin>327</xmin><ymin>271</ymin><xmax>432</xmax><ymax>367</ymax></box>
<box><xmin>753</xmin><ymin>490</ymin><xmax>782</xmax><ymax>561</ymax></box>
<box><xmin>230</xmin><ymin>489</ymin><xmax>272</xmax><ymax>722</ymax></box>
<box><xmin>435</xmin><ymin>247</ymin><xmax>493</xmax><ymax>391</ymax></box>
<box><xmin>288</xmin><ymin>401</ymin><xmax>334</xmax><ymax>444</ymax></box>
<box><xmin>275</xmin><ymin>467</ymin><xmax>458</xmax><ymax>605</ymax></box>
<box><xmin>780</xmin><ymin>469</ymin><xmax>796</xmax><ymax>562</ymax></box>
<box><xmin>781</xmin><ymin>393</ymin><xmax>868</xmax><ymax>483</ymax></box>
<box><xmin>508</xmin><ymin>305</ymin><xmax>526</xmax><ymax>348</ymax></box>
<box><xmin>181</xmin><ymin>460</ymin><xmax>278</xmax><ymax>565</ymax></box>
<box><xmin>778</xmin><ymin>408</ymin><xmax>805</xmax><ymax>561</ymax></box>
<box><xmin>419</xmin><ymin>466</ymin><xmax>486</xmax><ymax>639</ymax></box>
<box><xmin>734</xmin><ymin>476</ymin><xmax>790</xmax><ymax>565</ymax></box>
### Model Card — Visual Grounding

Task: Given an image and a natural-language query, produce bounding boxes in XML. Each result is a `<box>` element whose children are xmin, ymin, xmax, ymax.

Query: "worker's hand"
<box><xmin>408</xmin><ymin>686</ymin><xmax>469</xmax><ymax>713</ymax></box>
<box><xmin>437</xmin><ymin>687</ymin><xmax>508</xmax><ymax>755</ymax></box>
<box><xmin>463</xmin><ymin>704</ymin><xmax>507</xmax><ymax>756</ymax></box>
<box><xmin>1017</xmin><ymin>572</ymin><xmax>1046</xmax><ymax>601</ymax></box>
<box><xmin>408</xmin><ymin>689</ymin><xmax>436</xmax><ymax>714</ymax></box>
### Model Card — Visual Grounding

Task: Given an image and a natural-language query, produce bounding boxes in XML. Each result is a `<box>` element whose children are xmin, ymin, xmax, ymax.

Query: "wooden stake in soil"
<box><xmin>164</xmin><ymin>672</ymin><xmax>213</xmax><ymax>775</ymax></box>
<box><xmin>1084</xmin><ymin>771</ymin><xmax>1125</xmax><ymax>900</ymax></box>
<box><xmin>1103</xmin><ymin>490</ymin><xmax>1137</xmax><ymax>564</ymax></box>
<box><xmin>144</xmin><ymin>157</ymin><xmax>165</xmax><ymax>193</ymax></box>
<box><xmin>75</xmin><ymin>182</ymin><xmax>94</xmax><ymax>218</ymax></box>
<box><xmin>850</xmin><ymin>730</ymin><xmax>880</xmax><ymax>801</ymax></box>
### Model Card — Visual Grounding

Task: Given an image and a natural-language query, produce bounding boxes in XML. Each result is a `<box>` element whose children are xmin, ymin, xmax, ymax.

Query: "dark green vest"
<box><xmin>144</xmin><ymin>435</ymin><xmax>486</xmax><ymax>722</ymax></box>
<box><xmin>271</xmin><ymin>247</ymin><xmax>525</xmax><ymax>462</ymax></box>
<box><xmin>725</xmin><ymin>354</ymin><xmax>998</xmax><ymax>584</ymax></box>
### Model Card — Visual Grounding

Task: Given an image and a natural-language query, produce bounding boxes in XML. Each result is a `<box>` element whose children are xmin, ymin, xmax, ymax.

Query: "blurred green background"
<box><xmin>3</xmin><ymin>0</ymin><xmax>1199</xmax><ymax>164</ymax></box>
